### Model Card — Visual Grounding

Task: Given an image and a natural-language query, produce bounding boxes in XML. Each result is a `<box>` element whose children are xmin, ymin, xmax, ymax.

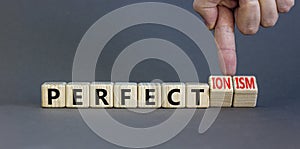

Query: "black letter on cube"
<box><xmin>168</xmin><ymin>89</ymin><xmax>180</xmax><ymax>105</ymax></box>
<box><xmin>145</xmin><ymin>89</ymin><xmax>155</xmax><ymax>105</ymax></box>
<box><xmin>48</xmin><ymin>89</ymin><xmax>60</xmax><ymax>105</ymax></box>
<box><xmin>191</xmin><ymin>89</ymin><xmax>204</xmax><ymax>105</ymax></box>
<box><xmin>121</xmin><ymin>89</ymin><xmax>131</xmax><ymax>105</ymax></box>
<box><xmin>95</xmin><ymin>89</ymin><xmax>109</xmax><ymax>105</ymax></box>
<box><xmin>73</xmin><ymin>89</ymin><xmax>83</xmax><ymax>105</ymax></box>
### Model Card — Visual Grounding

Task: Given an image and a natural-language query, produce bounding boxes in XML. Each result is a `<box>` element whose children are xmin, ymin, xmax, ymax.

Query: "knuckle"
<box><xmin>219</xmin><ymin>47</ymin><xmax>235</xmax><ymax>52</ymax></box>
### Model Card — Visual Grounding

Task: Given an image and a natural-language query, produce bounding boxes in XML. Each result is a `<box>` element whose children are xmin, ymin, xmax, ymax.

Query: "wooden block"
<box><xmin>66</xmin><ymin>82</ymin><xmax>90</xmax><ymax>108</ymax></box>
<box><xmin>90</xmin><ymin>82</ymin><xmax>114</xmax><ymax>108</ymax></box>
<box><xmin>114</xmin><ymin>82</ymin><xmax>137</xmax><ymax>108</ymax></box>
<box><xmin>162</xmin><ymin>83</ymin><xmax>185</xmax><ymax>108</ymax></box>
<box><xmin>233</xmin><ymin>76</ymin><xmax>258</xmax><ymax>107</ymax></box>
<box><xmin>186</xmin><ymin>83</ymin><xmax>209</xmax><ymax>108</ymax></box>
<box><xmin>233</xmin><ymin>76</ymin><xmax>258</xmax><ymax>94</ymax></box>
<box><xmin>41</xmin><ymin>82</ymin><xmax>66</xmax><ymax>108</ymax></box>
<box><xmin>138</xmin><ymin>83</ymin><xmax>161</xmax><ymax>108</ymax></box>
<box><xmin>209</xmin><ymin>76</ymin><xmax>233</xmax><ymax>107</ymax></box>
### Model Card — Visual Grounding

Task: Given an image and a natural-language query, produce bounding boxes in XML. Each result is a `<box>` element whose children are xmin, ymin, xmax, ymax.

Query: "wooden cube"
<box><xmin>66</xmin><ymin>82</ymin><xmax>90</xmax><ymax>108</ymax></box>
<box><xmin>41</xmin><ymin>82</ymin><xmax>66</xmax><ymax>108</ymax></box>
<box><xmin>209</xmin><ymin>76</ymin><xmax>233</xmax><ymax>107</ymax></box>
<box><xmin>114</xmin><ymin>82</ymin><xmax>137</xmax><ymax>108</ymax></box>
<box><xmin>186</xmin><ymin>83</ymin><xmax>209</xmax><ymax>108</ymax></box>
<box><xmin>138</xmin><ymin>83</ymin><xmax>161</xmax><ymax>108</ymax></box>
<box><xmin>233</xmin><ymin>76</ymin><xmax>258</xmax><ymax>107</ymax></box>
<box><xmin>90</xmin><ymin>82</ymin><xmax>114</xmax><ymax>108</ymax></box>
<box><xmin>162</xmin><ymin>83</ymin><xmax>185</xmax><ymax>108</ymax></box>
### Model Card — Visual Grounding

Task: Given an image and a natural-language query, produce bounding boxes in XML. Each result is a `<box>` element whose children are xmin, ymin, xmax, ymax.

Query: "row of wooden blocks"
<box><xmin>41</xmin><ymin>76</ymin><xmax>258</xmax><ymax>108</ymax></box>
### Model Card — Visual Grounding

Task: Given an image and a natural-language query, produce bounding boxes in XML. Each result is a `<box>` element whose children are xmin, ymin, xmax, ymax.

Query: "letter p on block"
<box><xmin>41</xmin><ymin>82</ymin><xmax>66</xmax><ymax>108</ymax></box>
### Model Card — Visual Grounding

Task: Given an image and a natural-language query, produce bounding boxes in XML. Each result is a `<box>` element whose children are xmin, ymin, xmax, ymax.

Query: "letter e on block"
<box><xmin>66</xmin><ymin>82</ymin><xmax>90</xmax><ymax>108</ymax></box>
<box><xmin>138</xmin><ymin>83</ymin><xmax>161</xmax><ymax>108</ymax></box>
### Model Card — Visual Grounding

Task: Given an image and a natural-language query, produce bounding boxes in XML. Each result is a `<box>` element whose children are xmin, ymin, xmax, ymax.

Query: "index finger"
<box><xmin>214</xmin><ymin>5</ymin><xmax>236</xmax><ymax>75</ymax></box>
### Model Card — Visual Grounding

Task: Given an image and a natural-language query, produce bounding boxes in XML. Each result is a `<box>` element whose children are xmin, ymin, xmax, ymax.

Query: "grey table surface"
<box><xmin>0</xmin><ymin>0</ymin><xmax>300</xmax><ymax>149</ymax></box>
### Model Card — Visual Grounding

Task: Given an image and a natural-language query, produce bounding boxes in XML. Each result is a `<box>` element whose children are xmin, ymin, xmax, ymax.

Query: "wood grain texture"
<box><xmin>186</xmin><ymin>83</ymin><xmax>209</xmax><ymax>108</ymax></box>
<box><xmin>114</xmin><ymin>82</ymin><xmax>137</xmax><ymax>108</ymax></box>
<box><xmin>162</xmin><ymin>83</ymin><xmax>185</xmax><ymax>108</ymax></box>
<box><xmin>90</xmin><ymin>82</ymin><xmax>114</xmax><ymax>108</ymax></box>
<box><xmin>41</xmin><ymin>82</ymin><xmax>66</xmax><ymax>108</ymax></box>
<box><xmin>209</xmin><ymin>76</ymin><xmax>233</xmax><ymax>107</ymax></box>
<box><xmin>66</xmin><ymin>82</ymin><xmax>90</xmax><ymax>108</ymax></box>
<box><xmin>233</xmin><ymin>76</ymin><xmax>258</xmax><ymax>107</ymax></box>
<box><xmin>138</xmin><ymin>83</ymin><xmax>161</xmax><ymax>108</ymax></box>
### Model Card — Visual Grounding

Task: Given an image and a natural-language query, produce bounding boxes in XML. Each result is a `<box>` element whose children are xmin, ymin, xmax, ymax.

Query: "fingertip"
<box><xmin>218</xmin><ymin>50</ymin><xmax>237</xmax><ymax>76</ymax></box>
<box><xmin>239</xmin><ymin>26</ymin><xmax>259</xmax><ymax>35</ymax></box>
<box><xmin>277</xmin><ymin>0</ymin><xmax>295</xmax><ymax>13</ymax></box>
<box><xmin>225</xmin><ymin>65</ymin><xmax>236</xmax><ymax>76</ymax></box>
<box><xmin>207</xmin><ymin>23</ymin><xmax>216</xmax><ymax>30</ymax></box>
<box><xmin>203</xmin><ymin>13</ymin><xmax>218</xmax><ymax>30</ymax></box>
<box><xmin>235</xmin><ymin>0</ymin><xmax>260</xmax><ymax>35</ymax></box>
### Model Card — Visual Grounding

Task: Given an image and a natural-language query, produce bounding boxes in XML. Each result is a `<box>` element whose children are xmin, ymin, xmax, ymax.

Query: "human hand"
<box><xmin>193</xmin><ymin>0</ymin><xmax>294</xmax><ymax>75</ymax></box>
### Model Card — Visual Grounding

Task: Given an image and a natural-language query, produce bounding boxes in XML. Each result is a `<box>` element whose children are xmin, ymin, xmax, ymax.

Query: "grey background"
<box><xmin>0</xmin><ymin>0</ymin><xmax>299</xmax><ymax>148</ymax></box>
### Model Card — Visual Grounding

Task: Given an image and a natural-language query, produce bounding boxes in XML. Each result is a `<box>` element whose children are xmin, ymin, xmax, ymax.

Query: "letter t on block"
<box><xmin>41</xmin><ymin>82</ymin><xmax>66</xmax><ymax>108</ymax></box>
<box><xmin>186</xmin><ymin>83</ymin><xmax>209</xmax><ymax>108</ymax></box>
